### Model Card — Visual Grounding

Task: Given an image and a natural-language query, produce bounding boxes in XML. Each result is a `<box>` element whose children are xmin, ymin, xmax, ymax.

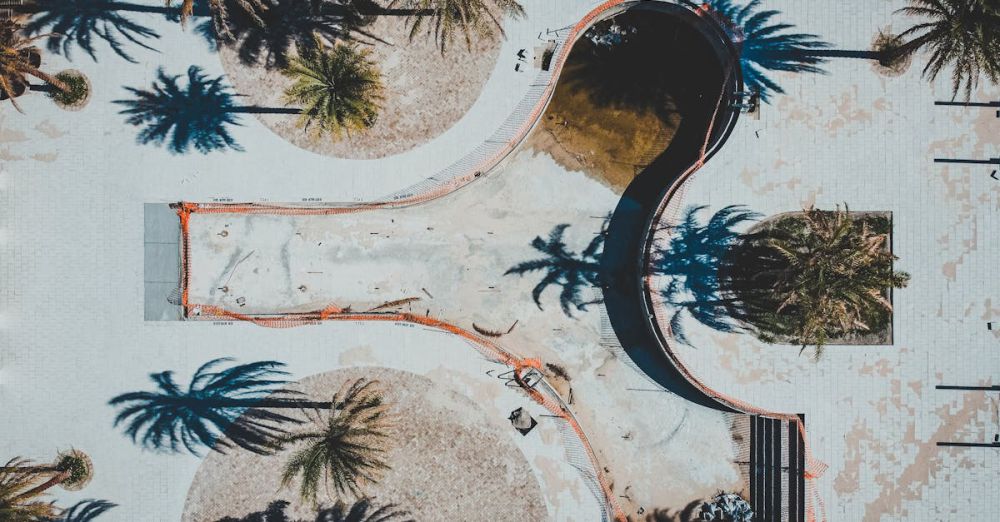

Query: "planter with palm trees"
<box><xmin>721</xmin><ymin>207</ymin><xmax>909</xmax><ymax>357</ymax></box>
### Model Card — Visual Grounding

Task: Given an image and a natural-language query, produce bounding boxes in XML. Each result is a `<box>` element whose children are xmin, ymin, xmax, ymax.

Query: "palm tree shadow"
<box><xmin>108</xmin><ymin>358</ymin><xmax>324</xmax><ymax>455</ymax></box>
<box><xmin>651</xmin><ymin>205</ymin><xmax>759</xmax><ymax>345</ymax></box>
<box><xmin>51</xmin><ymin>499</ymin><xmax>118</xmax><ymax>522</ymax></box>
<box><xmin>114</xmin><ymin>66</ymin><xmax>245</xmax><ymax>154</ymax></box>
<box><xmin>114</xmin><ymin>66</ymin><xmax>304</xmax><ymax>154</ymax></box>
<box><xmin>23</xmin><ymin>0</ymin><xmax>160</xmax><ymax>63</ymax></box>
<box><xmin>216</xmin><ymin>498</ymin><xmax>412</xmax><ymax>522</ymax></box>
<box><xmin>217</xmin><ymin>500</ymin><xmax>292</xmax><ymax>522</ymax></box>
<box><xmin>505</xmin><ymin>221</ymin><xmax>608</xmax><ymax>318</ymax></box>
<box><xmin>205</xmin><ymin>0</ymin><xmax>383</xmax><ymax>69</ymax></box>
<box><xmin>707</xmin><ymin>0</ymin><xmax>830</xmax><ymax>103</ymax></box>
<box><xmin>643</xmin><ymin>499</ymin><xmax>705</xmax><ymax>522</ymax></box>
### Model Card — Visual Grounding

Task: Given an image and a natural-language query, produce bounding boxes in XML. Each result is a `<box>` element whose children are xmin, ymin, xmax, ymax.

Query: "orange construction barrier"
<box><xmin>173</xmin><ymin>2</ymin><xmax>828</xmax><ymax>521</ymax></box>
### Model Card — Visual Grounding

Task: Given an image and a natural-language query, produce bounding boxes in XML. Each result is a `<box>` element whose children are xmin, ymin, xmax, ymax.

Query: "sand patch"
<box><xmin>183</xmin><ymin>367</ymin><xmax>546</xmax><ymax>521</ymax></box>
<box><xmin>218</xmin><ymin>2</ymin><xmax>503</xmax><ymax>159</ymax></box>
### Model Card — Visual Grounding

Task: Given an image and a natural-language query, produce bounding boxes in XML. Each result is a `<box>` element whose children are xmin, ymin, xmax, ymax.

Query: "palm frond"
<box><xmin>109</xmin><ymin>358</ymin><xmax>297</xmax><ymax>455</ymax></box>
<box><xmin>283</xmin><ymin>39</ymin><xmax>384</xmax><ymax>140</ymax></box>
<box><xmin>280</xmin><ymin>378</ymin><xmax>394</xmax><ymax>504</ymax></box>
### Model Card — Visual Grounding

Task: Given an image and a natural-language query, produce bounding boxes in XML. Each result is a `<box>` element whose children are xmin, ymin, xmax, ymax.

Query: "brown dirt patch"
<box><xmin>182</xmin><ymin>367</ymin><xmax>546</xmax><ymax>521</ymax></box>
<box><xmin>525</xmin><ymin>10</ymin><xmax>726</xmax><ymax>194</ymax></box>
<box><xmin>218</xmin><ymin>5</ymin><xmax>502</xmax><ymax>159</ymax></box>
<box><xmin>526</xmin><ymin>71</ymin><xmax>680</xmax><ymax>193</ymax></box>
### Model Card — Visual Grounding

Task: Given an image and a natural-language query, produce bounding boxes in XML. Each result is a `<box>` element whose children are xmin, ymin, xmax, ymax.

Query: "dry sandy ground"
<box><xmin>182</xmin><ymin>154</ymin><xmax>747</xmax><ymax>516</ymax></box>
<box><xmin>218</xmin><ymin>8</ymin><xmax>502</xmax><ymax>160</ymax></box>
<box><xmin>183</xmin><ymin>367</ymin><xmax>546</xmax><ymax>521</ymax></box>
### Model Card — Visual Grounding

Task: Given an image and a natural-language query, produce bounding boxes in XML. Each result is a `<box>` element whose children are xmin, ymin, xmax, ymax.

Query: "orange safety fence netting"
<box><xmin>173</xmin><ymin>2</ymin><xmax>827</xmax><ymax>520</ymax></box>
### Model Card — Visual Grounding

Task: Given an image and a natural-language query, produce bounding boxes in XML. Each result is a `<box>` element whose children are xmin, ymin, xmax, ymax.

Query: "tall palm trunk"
<box><xmin>768</xmin><ymin>29</ymin><xmax>942</xmax><ymax>64</ymax></box>
<box><xmin>188</xmin><ymin>398</ymin><xmax>333</xmax><ymax>409</ymax></box>
<box><xmin>0</xmin><ymin>464</ymin><xmax>59</xmax><ymax>474</ymax></box>
<box><xmin>227</xmin><ymin>105</ymin><xmax>303</xmax><ymax>114</ymax></box>
<box><xmin>9</xmin><ymin>470</ymin><xmax>70</xmax><ymax>502</ymax></box>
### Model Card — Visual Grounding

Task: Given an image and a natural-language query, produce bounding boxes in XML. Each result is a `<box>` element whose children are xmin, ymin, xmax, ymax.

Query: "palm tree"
<box><xmin>168</xmin><ymin>0</ymin><xmax>267</xmax><ymax>41</ymax></box>
<box><xmin>282</xmin><ymin>39</ymin><xmax>385</xmax><ymax>140</ymax></box>
<box><xmin>109</xmin><ymin>358</ymin><xmax>331</xmax><ymax>455</ymax></box>
<box><xmin>315</xmin><ymin>498</ymin><xmax>413</xmax><ymax>522</ymax></box>
<box><xmin>886</xmin><ymin>0</ymin><xmax>1000</xmax><ymax>99</ymax></box>
<box><xmin>0</xmin><ymin>20</ymin><xmax>67</xmax><ymax>112</ymax></box>
<box><xmin>114</xmin><ymin>66</ymin><xmax>245</xmax><ymax>154</ymax></box>
<box><xmin>389</xmin><ymin>0</ymin><xmax>525</xmax><ymax>53</ymax></box>
<box><xmin>0</xmin><ymin>452</ymin><xmax>95</xmax><ymax>521</ymax></box>
<box><xmin>505</xmin><ymin>224</ymin><xmax>604</xmax><ymax>316</ymax></box>
<box><xmin>280</xmin><ymin>378</ymin><xmax>394</xmax><ymax>504</ymax></box>
<box><xmin>707</xmin><ymin>0</ymin><xmax>830</xmax><ymax>102</ymax></box>
<box><xmin>726</xmin><ymin>206</ymin><xmax>910</xmax><ymax>356</ymax></box>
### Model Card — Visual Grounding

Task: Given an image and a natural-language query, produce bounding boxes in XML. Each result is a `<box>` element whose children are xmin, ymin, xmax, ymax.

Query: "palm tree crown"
<box><xmin>114</xmin><ymin>66</ymin><xmax>244</xmax><ymax>154</ymax></box>
<box><xmin>109</xmin><ymin>358</ymin><xmax>303</xmax><ymax>455</ymax></box>
<box><xmin>891</xmin><ymin>0</ymin><xmax>1000</xmax><ymax>99</ymax></box>
<box><xmin>280</xmin><ymin>378</ymin><xmax>394</xmax><ymax>504</ymax></box>
<box><xmin>1</xmin><ymin>20</ymin><xmax>67</xmax><ymax>112</ymax></box>
<box><xmin>282</xmin><ymin>40</ymin><xmax>385</xmax><ymax>140</ymax></box>
<box><xmin>390</xmin><ymin>0</ymin><xmax>525</xmax><ymax>53</ymax></box>
<box><xmin>727</xmin><ymin>206</ymin><xmax>910</xmax><ymax>354</ymax></box>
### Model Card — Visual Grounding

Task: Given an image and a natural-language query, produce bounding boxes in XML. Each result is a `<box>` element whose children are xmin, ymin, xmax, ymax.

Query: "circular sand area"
<box><xmin>218</xmin><ymin>3</ymin><xmax>503</xmax><ymax>159</ymax></box>
<box><xmin>182</xmin><ymin>367</ymin><xmax>547</xmax><ymax>521</ymax></box>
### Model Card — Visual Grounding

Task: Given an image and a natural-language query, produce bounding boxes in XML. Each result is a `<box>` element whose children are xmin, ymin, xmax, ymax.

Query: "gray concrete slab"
<box><xmin>144</xmin><ymin>204</ymin><xmax>181</xmax><ymax>321</ymax></box>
